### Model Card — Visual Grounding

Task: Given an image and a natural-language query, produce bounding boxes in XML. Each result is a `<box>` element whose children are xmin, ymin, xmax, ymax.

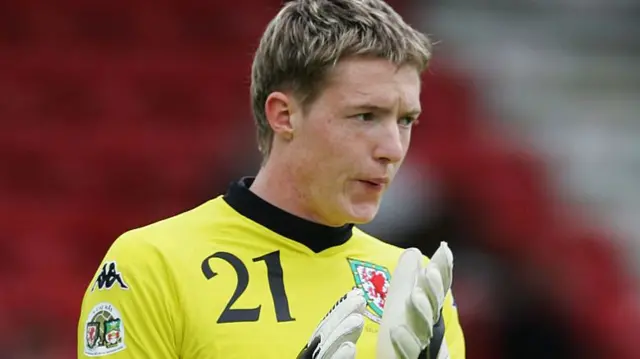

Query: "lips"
<box><xmin>361</xmin><ymin>178</ymin><xmax>389</xmax><ymax>186</ymax></box>
<box><xmin>357</xmin><ymin>178</ymin><xmax>389</xmax><ymax>190</ymax></box>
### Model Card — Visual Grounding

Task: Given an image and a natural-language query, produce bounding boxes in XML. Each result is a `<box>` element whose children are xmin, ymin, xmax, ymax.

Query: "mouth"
<box><xmin>357</xmin><ymin>178</ymin><xmax>389</xmax><ymax>191</ymax></box>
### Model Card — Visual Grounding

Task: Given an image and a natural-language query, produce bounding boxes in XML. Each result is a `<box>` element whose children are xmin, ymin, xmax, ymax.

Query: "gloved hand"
<box><xmin>377</xmin><ymin>242</ymin><xmax>454</xmax><ymax>359</ymax></box>
<box><xmin>297</xmin><ymin>288</ymin><xmax>366</xmax><ymax>359</ymax></box>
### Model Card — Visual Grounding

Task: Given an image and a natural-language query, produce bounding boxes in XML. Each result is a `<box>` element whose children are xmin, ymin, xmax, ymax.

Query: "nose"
<box><xmin>372</xmin><ymin>120</ymin><xmax>405</xmax><ymax>165</ymax></box>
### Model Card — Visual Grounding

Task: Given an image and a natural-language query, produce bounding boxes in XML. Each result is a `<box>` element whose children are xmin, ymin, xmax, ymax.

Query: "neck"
<box><xmin>250</xmin><ymin>158</ymin><xmax>338</xmax><ymax>227</ymax></box>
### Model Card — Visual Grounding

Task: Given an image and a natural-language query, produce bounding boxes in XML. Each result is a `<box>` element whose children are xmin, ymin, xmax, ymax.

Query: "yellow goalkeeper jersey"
<box><xmin>77</xmin><ymin>177</ymin><xmax>465</xmax><ymax>359</ymax></box>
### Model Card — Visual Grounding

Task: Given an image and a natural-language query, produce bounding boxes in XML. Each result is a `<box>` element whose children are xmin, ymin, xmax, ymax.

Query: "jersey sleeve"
<box><xmin>77</xmin><ymin>231</ymin><xmax>182</xmax><ymax>358</ymax></box>
<box><xmin>442</xmin><ymin>291</ymin><xmax>466</xmax><ymax>359</ymax></box>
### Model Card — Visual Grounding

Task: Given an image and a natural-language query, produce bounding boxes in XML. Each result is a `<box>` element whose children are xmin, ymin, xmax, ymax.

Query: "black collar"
<box><xmin>222</xmin><ymin>177</ymin><xmax>354</xmax><ymax>253</ymax></box>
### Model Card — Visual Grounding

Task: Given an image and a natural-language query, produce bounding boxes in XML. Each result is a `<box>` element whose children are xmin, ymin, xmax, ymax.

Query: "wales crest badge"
<box><xmin>347</xmin><ymin>258</ymin><xmax>391</xmax><ymax>323</ymax></box>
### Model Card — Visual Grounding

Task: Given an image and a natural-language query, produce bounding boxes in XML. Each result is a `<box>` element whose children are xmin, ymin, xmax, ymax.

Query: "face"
<box><xmin>284</xmin><ymin>57</ymin><xmax>422</xmax><ymax>225</ymax></box>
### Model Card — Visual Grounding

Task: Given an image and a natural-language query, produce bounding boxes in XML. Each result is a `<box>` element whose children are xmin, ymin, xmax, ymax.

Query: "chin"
<box><xmin>345</xmin><ymin>203</ymin><xmax>380</xmax><ymax>224</ymax></box>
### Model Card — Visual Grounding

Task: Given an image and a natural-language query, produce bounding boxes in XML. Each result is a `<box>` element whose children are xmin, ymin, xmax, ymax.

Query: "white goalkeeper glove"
<box><xmin>297</xmin><ymin>288</ymin><xmax>366</xmax><ymax>359</ymax></box>
<box><xmin>377</xmin><ymin>242</ymin><xmax>454</xmax><ymax>359</ymax></box>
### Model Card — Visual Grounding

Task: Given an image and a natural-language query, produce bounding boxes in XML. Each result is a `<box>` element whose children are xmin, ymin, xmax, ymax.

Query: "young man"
<box><xmin>77</xmin><ymin>0</ymin><xmax>465</xmax><ymax>358</ymax></box>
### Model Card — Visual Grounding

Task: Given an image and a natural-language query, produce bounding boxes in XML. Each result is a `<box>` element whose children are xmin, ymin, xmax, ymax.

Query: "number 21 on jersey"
<box><xmin>201</xmin><ymin>250</ymin><xmax>295</xmax><ymax>323</ymax></box>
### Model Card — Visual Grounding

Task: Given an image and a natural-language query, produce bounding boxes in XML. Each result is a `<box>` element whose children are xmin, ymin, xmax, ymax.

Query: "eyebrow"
<box><xmin>353</xmin><ymin>104</ymin><xmax>422</xmax><ymax>117</ymax></box>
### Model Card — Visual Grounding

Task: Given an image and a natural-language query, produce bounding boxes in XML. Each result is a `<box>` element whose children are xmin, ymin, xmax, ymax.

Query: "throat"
<box><xmin>223</xmin><ymin>176</ymin><xmax>354</xmax><ymax>253</ymax></box>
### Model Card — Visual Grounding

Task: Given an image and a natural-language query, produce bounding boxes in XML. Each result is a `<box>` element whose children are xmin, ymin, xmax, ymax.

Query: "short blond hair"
<box><xmin>250</xmin><ymin>0</ymin><xmax>432</xmax><ymax>159</ymax></box>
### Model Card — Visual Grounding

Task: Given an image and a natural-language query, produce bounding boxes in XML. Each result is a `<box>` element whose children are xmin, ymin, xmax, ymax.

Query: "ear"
<box><xmin>265</xmin><ymin>92</ymin><xmax>296</xmax><ymax>140</ymax></box>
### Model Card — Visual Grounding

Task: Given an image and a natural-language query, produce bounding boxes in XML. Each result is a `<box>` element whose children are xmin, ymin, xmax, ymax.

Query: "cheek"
<box><xmin>302</xmin><ymin>116</ymin><xmax>360</xmax><ymax>174</ymax></box>
<box><xmin>312</xmin><ymin>133</ymin><xmax>358</xmax><ymax>185</ymax></box>
<box><xmin>313</xmin><ymin>119</ymin><xmax>352</xmax><ymax>155</ymax></box>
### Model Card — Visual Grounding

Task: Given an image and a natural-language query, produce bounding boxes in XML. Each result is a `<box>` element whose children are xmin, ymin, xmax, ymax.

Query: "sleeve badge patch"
<box><xmin>84</xmin><ymin>302</ymin><xmax>126</xmax><ymax>356</ymax></box>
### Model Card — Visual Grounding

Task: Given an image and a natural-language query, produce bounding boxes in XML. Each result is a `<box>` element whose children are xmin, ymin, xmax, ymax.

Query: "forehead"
<box><xmin>321</xmin><ymin>57</ymin><xmax>422</xmax><ymax>110</ymax></box>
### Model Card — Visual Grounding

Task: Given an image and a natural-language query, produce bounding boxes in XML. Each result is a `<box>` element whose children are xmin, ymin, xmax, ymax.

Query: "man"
<box><xmin>77</xmin><ymin>0</ymin><xmax>465</xmax><ymax>358</ymax></box>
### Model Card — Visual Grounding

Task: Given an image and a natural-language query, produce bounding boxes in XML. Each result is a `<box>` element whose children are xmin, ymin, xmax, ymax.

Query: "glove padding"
<box><xmin>377</xmin><ymin>242</ymin><xmax>453</xmax><ymax>359</ymax></box>
<box><xmin>297</xmin><ymin>288</ymin><xmax>366</xmax><ymax>359</ymax></box>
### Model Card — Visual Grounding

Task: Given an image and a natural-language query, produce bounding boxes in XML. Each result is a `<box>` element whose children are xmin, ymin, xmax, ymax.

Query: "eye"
<box><xmin>354</xmin><ymin>113</ymin><xmax>375</xmax><ymax>122</ymax></box>
<box><xmin>398</xmin><ymin>116</ymin><xmax>419</xmax><ymax>127</ymax></box>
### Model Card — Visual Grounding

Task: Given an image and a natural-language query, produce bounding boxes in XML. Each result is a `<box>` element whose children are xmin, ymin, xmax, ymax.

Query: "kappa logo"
<box><xmin>84</xmin><ymin>302</ymin><xmax>126</xmax><ymax>356</ymax></box>
<box><xmin>91</xmin><ymin>261</ymin><xmax>129</xmax><ymax>292</ymax></box>
<box><xmin>347</xmin><ymin>258</ymin><xmax>391</xmax><ymax>324</ymax></box>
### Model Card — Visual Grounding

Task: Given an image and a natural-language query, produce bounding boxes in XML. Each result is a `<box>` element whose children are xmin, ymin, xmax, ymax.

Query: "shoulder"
<box><xmin>352</xmin><ymin>227</ymin><xmax>406</xmax><ymax>255</ymax></box>
<box><xmin>349</xmin><ymin>227</ymin><xmax>410</xmax><ymax>271</ymax></box>
<box><xmin>85</xmin><ymin>196</ymin><xmax>232</xmax><ymax>288</ymax></box>
<box><xmin>79</xmin><ymin>199</ymin><xmax>229</xmax><ymax>306</ymax></box>
<box><xmin>112</xmin><ymin>196</ymin><xmax>229</xmax><ymax>252</ymax></box>
<box><xmin>350</xmin><ymin>227</ymin><xmax>436</xmax><ymax>268</ymax></box>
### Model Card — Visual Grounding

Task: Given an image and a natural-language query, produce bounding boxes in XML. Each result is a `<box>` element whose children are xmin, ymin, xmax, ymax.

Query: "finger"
<box><xmin>418</xmin><ymin>266</ymin><xmax>446</xmax><ymax>318</ymax></box>
<box><xmin>427</xmin><ymin>242</ymin><xmax>453</xmax><ymax>291</ymax></box>
<box><xmin>390</xmin><ymin>325</ymin><xmax>422</xmax><ymax>359</ymax></box>
<box><xmin>377</xmin><ymin>248</ymin><xmax>423</xmax><ymax>359</ymax></box>
<box><xmin>319</xmin><ymin>313</ymin><xmax>365</xmax><ymax>358</ymax></box>
<box><xmin>408</xmin><ymin>287</ymin><xmax>434</xmax><ymax>344</ymax></box>
<box><xmin>312</xmin><ymin>288</ymin><xmax>366</xmax><ymax>344</ymax></box>
<box><xmin>329</xmin><ymin>342</ymin><xmax>357</xmax><ymax>359</ymax></box>
<box><xmin>386</xmin><ymin>247</ymin><xmax>422</xmax><ymax>304</ymax></box>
